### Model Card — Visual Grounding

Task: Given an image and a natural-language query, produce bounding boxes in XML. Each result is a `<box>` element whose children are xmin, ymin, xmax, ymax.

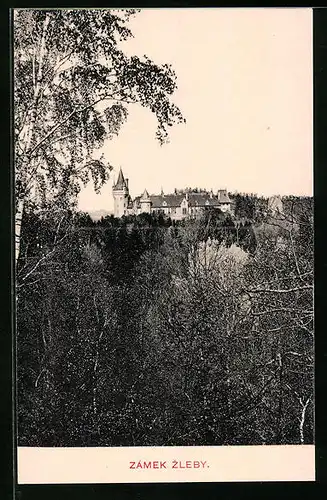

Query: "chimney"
<box><xmin>125</xmin><ymin>178</ymin><xmax>129</xmax><ymax>189</ymax></box>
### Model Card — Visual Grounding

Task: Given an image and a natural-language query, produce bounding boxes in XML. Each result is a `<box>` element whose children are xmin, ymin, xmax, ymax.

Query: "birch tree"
<box><xmin>14</xmin><ymin>9</ymin><xmax>185</xmax><ymax>262</ymax></box>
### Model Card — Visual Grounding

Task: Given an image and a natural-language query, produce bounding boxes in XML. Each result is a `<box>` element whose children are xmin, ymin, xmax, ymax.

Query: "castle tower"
<box><xmin>140</xmin><ymin>188</ymin><xmax>152</xmax><ymax>214</ymax></box>
<box><xmin>112</xmin><ymin>168</ymin><xmax>129</xmax><ymax>217</ymax></box>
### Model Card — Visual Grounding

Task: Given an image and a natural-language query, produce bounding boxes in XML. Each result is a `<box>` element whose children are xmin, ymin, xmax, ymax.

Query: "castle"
<box><xmin>112</xmin><ymin>168</ymin><xmax>232</xmax><ymax>220</ymax></box>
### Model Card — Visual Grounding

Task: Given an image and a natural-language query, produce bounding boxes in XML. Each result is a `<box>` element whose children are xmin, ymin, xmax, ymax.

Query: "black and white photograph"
<box><xmin>14</xmin><ymin>7</ymin><xmax>314</xmax><ymax>479</ymax></box>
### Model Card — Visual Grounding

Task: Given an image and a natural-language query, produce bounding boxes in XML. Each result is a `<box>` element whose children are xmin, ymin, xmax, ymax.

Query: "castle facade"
<box><xmin>112</xmin><ymin>168</ymin><xmax>231</xmax><ymax>220</ymax></box>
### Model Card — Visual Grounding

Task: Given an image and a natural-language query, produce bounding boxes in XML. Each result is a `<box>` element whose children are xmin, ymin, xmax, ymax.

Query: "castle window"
<box><xmin>182</xmin><ymin>207</ymin><xmax>187</xmax><ymax>215</ymax></box>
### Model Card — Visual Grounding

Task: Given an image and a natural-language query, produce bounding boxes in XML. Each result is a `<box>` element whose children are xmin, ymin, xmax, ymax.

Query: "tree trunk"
<box><xmin>15</xmin><ymin>14</ymin><xmax>50</xmax><ymax>264</ymax></box>
<box><xmin>21</xmin><ymin>13</ymin><xmax>50</xmax><ymax>154</ymax></box>
<box><xmin>300</xmin><ymin>398</ymin><xmax>310</xmax><ymax>444</ymax></box>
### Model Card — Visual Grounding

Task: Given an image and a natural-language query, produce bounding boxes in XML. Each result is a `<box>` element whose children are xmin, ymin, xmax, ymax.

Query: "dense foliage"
<box><xmin>14</xmin><ymin>8</ymin><xmax>185</xmax><ymax>260</ymax></box>
<box><xmin>17</xmin><ymin>203</ymin><xmax>313</xmax><ymax>446</ymax></box>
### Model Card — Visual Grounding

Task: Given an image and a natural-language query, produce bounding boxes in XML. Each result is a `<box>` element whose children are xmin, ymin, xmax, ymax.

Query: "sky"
<box><xmin>78</xmin><ymin>8</ymin><xmax>313</xmax><ymax>214</ymax></box>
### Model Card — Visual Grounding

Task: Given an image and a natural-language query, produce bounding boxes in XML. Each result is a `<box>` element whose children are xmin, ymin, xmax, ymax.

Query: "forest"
<box><xmin>16</xmin><ymin>195</ymin><xmax>314</xmax><ymax>447</ymax></box>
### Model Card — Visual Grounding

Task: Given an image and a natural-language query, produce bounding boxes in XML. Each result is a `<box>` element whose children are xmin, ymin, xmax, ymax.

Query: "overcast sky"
<box><xmin>78</xmin><ymin>8</ymin><xmax>313</xmax><ymax>214</ymax></box>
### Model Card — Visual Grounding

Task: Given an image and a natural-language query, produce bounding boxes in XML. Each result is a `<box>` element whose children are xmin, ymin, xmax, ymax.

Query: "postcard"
<box><xmin>14</xmin><ymin>7</ymin><xmax>314</xmax><ymax>484</ymax></box>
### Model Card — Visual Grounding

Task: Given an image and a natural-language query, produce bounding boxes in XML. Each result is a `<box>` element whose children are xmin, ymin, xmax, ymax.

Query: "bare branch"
<box><xmin>248</xmin><ymin>285</ymin><xmax>313</xmax><ymax>294</ymax></box>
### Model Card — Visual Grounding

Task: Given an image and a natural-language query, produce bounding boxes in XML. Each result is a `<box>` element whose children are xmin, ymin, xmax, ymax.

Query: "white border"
<box><xmin>17</xmin><ymin>445</ymin><xmax>315</xmax><ymax>483</ymax></box>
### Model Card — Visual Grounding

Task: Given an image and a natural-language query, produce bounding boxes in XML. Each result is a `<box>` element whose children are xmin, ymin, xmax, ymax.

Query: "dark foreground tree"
<box><xmin>17</xmin><ymin>201</ymin><xmax>313</xmax><ymax>446</ymax></box>
<box><xmin>14</xmin><ymin>8</ymin><xmax>185</xmax><ymax>261</ymax></box>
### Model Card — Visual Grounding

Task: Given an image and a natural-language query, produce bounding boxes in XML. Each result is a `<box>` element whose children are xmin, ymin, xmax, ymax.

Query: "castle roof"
<box><xmin>153</xmin><ymin>194</ymin><xmax>185</xmax><ymax>207</ymax></box>
<box><xmin>113</xmin><ymin>168</ymin><xmax>127</xmax><ymax>190</ymax></box>
<box><xmin>150</xmin><ymin>195</ymin><xmax>165</xmax><ymax>208</ymax></box>
<box><xmin>122</xmin><ymin>187</ymin><xmax>231</xmax><ymax>211</ymax></box>
<box><xmin>187</xmin><ymin>193</ymin><xmax>220</xmax><ymax>207</ymax></box>
<box><xmin>140</xmin><ymin>188</ymin><xmax>151</xmax><ymax>201</ymax></box>
<box><xmin>131</xmin><ymin>191</ymin><xmax>231</xmax><ymax>208</ymax></box>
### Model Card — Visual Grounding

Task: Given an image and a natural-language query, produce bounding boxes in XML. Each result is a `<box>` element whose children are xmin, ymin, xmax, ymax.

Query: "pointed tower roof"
<box><xmin>114</xmin><ymin>168</ymin><xmax>126</xmax><ymax>190</ymax></box>
<box><xmin>140</xmin><ymin>188</ymin><xmax>151</xmax><ymax>202</ymax></box>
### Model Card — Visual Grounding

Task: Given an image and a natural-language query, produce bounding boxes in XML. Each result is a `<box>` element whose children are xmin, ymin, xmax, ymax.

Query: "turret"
<box><xmin>217</xmin><ymin>189</ymin><xmax>231</xmax><ymax>213</ymax></box>
<box><xmin>112</xmin><ymin>168</ymin><xmax>129</xmax><ymax>217</ymax></box>
<box><xmin>140</xmin><ymin>188</ymin><xmax>152</xmax><ymax>214</ymax></box>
